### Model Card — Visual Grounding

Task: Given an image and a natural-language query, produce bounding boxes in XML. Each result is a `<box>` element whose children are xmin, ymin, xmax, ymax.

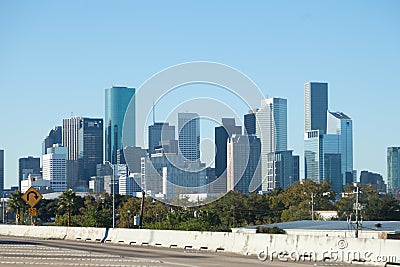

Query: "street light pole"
<box><xmin>311</xmin><ymin>193</ymin><xmax>314</xmax><ymax>221</ymax></box>
<box><xmin>2</xmin><ymin>193</ymin><xmax>5</xmax><ymax>224</ymax></box>
<box><xmin>105</xmin><ymin>161</ymin><xmax>115</xmax><ymax>228</ymax></box>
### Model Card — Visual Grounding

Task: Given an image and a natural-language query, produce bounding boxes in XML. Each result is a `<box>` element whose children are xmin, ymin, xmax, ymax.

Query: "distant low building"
<box><xmin>360</xmin><ymin>170</ymin><xmax>387</xmax><ymax>193</ymax></box>
<box><xmin>21</xmin><ymin>175</ymin><xmax>52</xmax><ymax>194</ymax></box>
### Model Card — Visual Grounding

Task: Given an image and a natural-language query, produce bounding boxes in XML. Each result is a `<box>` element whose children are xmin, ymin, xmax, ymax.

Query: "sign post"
<box><xmin>21</xmin><ymin>186</ymin><xmax>42</xmax><ymax>225</ymax></box>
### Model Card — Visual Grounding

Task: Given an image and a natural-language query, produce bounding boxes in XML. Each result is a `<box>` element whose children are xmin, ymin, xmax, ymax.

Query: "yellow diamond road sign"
<box><xmin>22</xmin><ymin>186</ymin><xmax>42</xmax><ymax>207</ymax></box>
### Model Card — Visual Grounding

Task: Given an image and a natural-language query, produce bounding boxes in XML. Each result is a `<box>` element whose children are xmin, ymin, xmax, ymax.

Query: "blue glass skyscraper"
<box><xmin>105</xmin><ymin>86</ymin><xmax>136</xmax><ymax>164</ymax></box>
<box><xmin>178</xmin><ymin>112</ymin><xmax>200</xmax><ymax>162</ymax></box>
<box><xmin>304</xmin><ymin>82</ymin><xmax>328</xmax><ymax>134</ymax></box>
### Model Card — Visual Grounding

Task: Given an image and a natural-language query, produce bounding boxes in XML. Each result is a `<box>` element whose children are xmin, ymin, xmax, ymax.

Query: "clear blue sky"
<box><xmin>0</xmin><ymin>1</ymin><xmax>399</xmax><ymax>188</ymax></box>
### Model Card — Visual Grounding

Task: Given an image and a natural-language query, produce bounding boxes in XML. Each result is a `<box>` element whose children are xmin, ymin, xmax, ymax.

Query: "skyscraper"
<box><xmin>255</xmin><ymin>98</ymin><xmax>288</xmax><ymax>189</ymax></box>
<box><xmin>213</xmin><ymin>118</ymin><xmax>242</xmax><ymax>193</ymax></box>
<box><xmin>0</xmin><ymin>149</ymin><xmax>4</xmax><ymax>194</ymax></box>
<box><xmin>42</xmin><ymin>126</ymin><xmax>62</xmax><ymax>155</ymax></box>
<box><xmin>63</xmin><ymin>117</ymin><xmax>103</xmax><ymax>190</ymax></box>
<box><xmin>215</xmin><ymin>118</ymin><xmax>242</xmax><ymax>178</ymax></box>
<box><xmin>43</xmin><ymin>144</ymin><xmax>68</xmax><ymax>192</ymax></box>
<box><xmin>105</xmin><ymin>86</ymin><xmax>136</xmax><ymax>164</ymax></box>
<box><xmin>327</xmin><ymin>111</ymin><xmax>353</xmax><ymax>184</ymax></box>
<box><xmin>178</xmin><ymin>113</ymin><xmax>200</xmax><ymax>161</ymax></box>
<box><xmin>227</xmin><ymin>134</ymin><xmax>261</xmax><ymax>193</ymax></box>
<box><xmin>244</xmin><ymin>110</ymin><xmax>257</xmax><ymax>135</ymax></box>
<box><xmin>387</xmin><ymin>147</ymin><xmax>400</xmax><ymax>195</ymax></box>
<box><xmin>304</xmin><ymin>129</ymin><xmax>343</xmax><ymax>193</ymax></box>
<box><xmin>304</xmin><ymin>82</ymin><xmax>328</xmax><ymax>134</ymax></box>
<box><xmin>18</xmin><ymin>156</ymin><xmax>41</xmax><ymax>190</ymax></box>
<box><xmin>266</xmin><ymin>150</ymin><xmax>299</xmax><ymax>190</ymax></box>
<box><xmin>123</xmin><ymin>146</ymin><xmax>147</xmax><ymax>173</ymax></box>
<box><xmin>148</xmin><ymin>122</ymin><xmax>175</xmax><ymax>155</ymax></box>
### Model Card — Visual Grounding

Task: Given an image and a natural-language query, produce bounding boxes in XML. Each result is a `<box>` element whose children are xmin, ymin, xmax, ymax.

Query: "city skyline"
<box><xmin>1</xmin><ymin>1</ymin><xmax>400</xmax><ymax>188</ymax></box>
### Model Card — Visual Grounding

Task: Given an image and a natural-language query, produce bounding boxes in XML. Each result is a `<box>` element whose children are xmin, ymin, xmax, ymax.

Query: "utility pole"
<box><xmin>354</xmin><ymin>183</ymin><xmax>360</xmax><ymax>238</ymax></box>
<box><xmin>139</xmin><ymin>190</ymin><xmax>145</xmax><ymax>228</ymax></box>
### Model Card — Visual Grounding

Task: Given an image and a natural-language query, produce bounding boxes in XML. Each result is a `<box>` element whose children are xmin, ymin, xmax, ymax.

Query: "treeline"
<box><xmin>7</xmin><ymin>180</ymin><xmax>400</xmax><ymax>231</ymax></box>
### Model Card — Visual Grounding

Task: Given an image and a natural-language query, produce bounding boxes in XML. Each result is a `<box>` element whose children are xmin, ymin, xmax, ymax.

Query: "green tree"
<box><xmin>7</xmin><ymin>190</ymin><xmax>28</xmax><ymax>225</ymax></box>
<box><xmin>268</xmin><ymin>180</ymin><xmax>335</xmax><ymax>222</ymax></box>
<box><xmin>57</xmin><ymin>189</ymin><xmax>79</xmax><ymax>227</ymax></box>
<box><xmin>336</xmin><ymin>184</ymin><xmax>400</xmax><ymax>221</ymax></box>
<box><xmin>36</xmin><ymin>199</ymin><xmax>58</xmax><ymax>225</ymax></box>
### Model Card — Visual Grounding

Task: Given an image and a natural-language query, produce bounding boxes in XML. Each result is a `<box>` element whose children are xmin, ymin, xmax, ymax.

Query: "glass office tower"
<box><xmin>304</xmin><ymin>82</ymin><xmax>328</xmax><ymax>133</ymax></box>
<box><xmin>148</xmin><ymin>122</ymin><xmax>175</xmax><ymax>155</ymax></box>
<box><xmin>387</xmin><ymin>147</ymin><xmax>400</xmax><ymax>195</ymax></box>
<box><xmin>178</xmin><ymin>113</ymin><xmax>200</xmax><ymax>162</ymax></box>
<box><xmin>63</xmin><ymin>117</ymin><xmax>103</xmax><ymax>190</ymax></box>
<box><xmin>105</xmin><ymin>86</ymin><xmax>136</xmax><ymax>164</ymax></box>
<box><xmin>327</xmin><ymin>111</ymin><xmax>353</xmax><ymax>185</ymax></box>
<box><xmin>255</xmin><ymin>98</ymin><xmax>288</xmax><ymax>191</ymax></box>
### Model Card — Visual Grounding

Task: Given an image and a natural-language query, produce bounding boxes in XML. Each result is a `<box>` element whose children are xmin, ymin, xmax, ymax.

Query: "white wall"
<box><xmin>0</xmin><ymin>225</ymin><xmax>398</xmax><ymax>264</ymax></box>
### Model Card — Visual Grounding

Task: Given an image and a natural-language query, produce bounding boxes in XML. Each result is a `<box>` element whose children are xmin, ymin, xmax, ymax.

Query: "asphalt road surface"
<box><xmin>0</xmin><ymin>235</ymin><xmax>360</xmax><ymax>267</ymax></box>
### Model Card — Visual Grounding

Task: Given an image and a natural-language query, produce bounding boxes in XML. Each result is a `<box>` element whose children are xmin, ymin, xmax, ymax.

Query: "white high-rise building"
<box><xmin>119</xmin><ymin>173</ymin><xmax>141</xmax><ymax>195</ymax></box>
<box><xmin>255</xmin><ymin>98</ymin><xmax>287</xmax><ymax>190</ymax></box>
<box><xmin>43</xmin><ymin>145</ymin><xmax>68</xmax><ymax>192</ymax></box>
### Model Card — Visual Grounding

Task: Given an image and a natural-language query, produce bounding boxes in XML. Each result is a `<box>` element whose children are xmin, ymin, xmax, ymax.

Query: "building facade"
<box><xmin>214</xmin><ymin>118</ymin><xmax>242</xmax><ymax>193</ymax></box>
<box><xmin>148</xmin><ymin>122</ymin><xmax>175</xmax><ymax>155</ymax></box>
<box><xmin>141</xmin><ymin>153</ymin><xmax>206</xmax><ymax>199</ymax></box>
<box><xmin>266</xmin><ymin>150</ymin><xmax>299</xmax><ymax>190</ymax></box>
<box><xmin>178</xmin><ymin>113</ymin><xmax>200</xmax><ymax>161</ymax></box>
<box><xmin>360</xmin><ymin>170</ymin><xmax>387</xmax><ymax>194</ymax></box>
<box><xmin>304</xmin><ymin>82</ymin><xmax>328</xmax><ymax>133</ymax></box>
<box><xmin>244</xmin><ymin>110</ymin><xmax>257</xmax><ymax>135</ymax></box>
<box><xmin>42</xmin><ymin>126</ymin><xmax>62</xmax><ymax>155</ymax></box>
<box><xmin>18</xmin><ymin>156</ymin><xmax>41</xmax><ymax>190</ymax></box>
<box><xmin>123</xmin><ymin>146</ymin><xmax>147</xmax><ymax>174</ymax></box>
<box><xmin>327</xmin><ymin>111</ymin><xmax>353</xmax><ymax>185</ymax></box>
<box><xmin>63</xmin><ymin>117</ymin><xmax>103</xmax><ymax>191</ymax></box>
<box><xmin>105</xmin><ymin>86</ymin><xmax>136</xmax><ymax>164</ymax></box>
<box><xmin>387</xmin><ymin>147</ymin><xmax>400</xmax><ymax>195</ymax></box>
<box><xmin>119</xmin><ymin>173</ymin><xmax>141</xmax><ymax>196</ymax></box>
<box><xmin>227</xmin><ymin>134</ymin><xmax>261</xmax><ymax>193</ymax></box>
<box><xmin>42</xmin><ymin>144</ymin><xmax>68</xmax><ymax>192</ymax></box>
<box><xmin>304</xmin><ymin>130</ymin><xmax>343</xmax><ymax>193</ymax></box>
<box><xmin>255</xmin><ymin>98</ymin><xmax>288</xmax><ymax>190</ymax></box>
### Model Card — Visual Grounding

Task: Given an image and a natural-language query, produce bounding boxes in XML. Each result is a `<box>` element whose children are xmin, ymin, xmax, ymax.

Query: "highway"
<box><xmin>0</xmin><ymin>235</ymin><xmax>356</xmax><ymax>267</ymax></box>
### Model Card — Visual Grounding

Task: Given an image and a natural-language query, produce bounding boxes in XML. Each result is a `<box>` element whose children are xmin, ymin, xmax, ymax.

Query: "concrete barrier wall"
<box><xmin>0</xmin><ymin>225</ymin><xmax>398</xmax><ymax>264</ymax></box>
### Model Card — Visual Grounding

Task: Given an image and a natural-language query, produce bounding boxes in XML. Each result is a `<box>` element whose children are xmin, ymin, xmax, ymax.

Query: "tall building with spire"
<box><xmin>105</xmin><ymin>86</ymin><xmax>135</xmax><ymax>164</ymax></box>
